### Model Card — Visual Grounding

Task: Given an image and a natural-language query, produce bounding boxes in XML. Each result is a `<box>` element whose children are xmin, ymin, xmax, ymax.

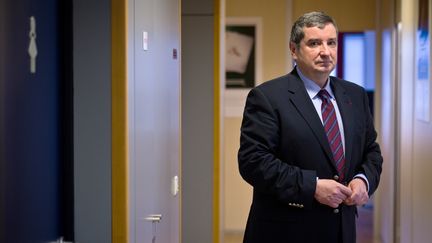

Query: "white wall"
<box><xmin>397</xmin><ymin>1</ymin><xmax>416</xmax><ymax>241</ymax></box>
<box><xmin>376</xmin><ymin>0</ymin><xmax>432</xmax><ymax>242</ymax></box>
<box><xmin>399</xmin><ymin>0</ymin><xmax>432</xmax><ymax>242</ymax></box>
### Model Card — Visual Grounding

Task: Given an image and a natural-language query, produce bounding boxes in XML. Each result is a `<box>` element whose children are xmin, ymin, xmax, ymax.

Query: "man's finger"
<box><xmin>339</xmin><ymin>184</ymin><xmax>352</xmax><ymax>197</ymax></box>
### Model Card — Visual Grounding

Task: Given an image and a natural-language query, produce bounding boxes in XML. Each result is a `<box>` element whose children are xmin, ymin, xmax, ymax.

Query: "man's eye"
<box><xmin>310</xmin><ymin>41</ymin><xmax>320</xmax><ymax>47</ymax></box>
<box><xmin>328</xmin><ymin>40</ymin><xmax>337</xmax><ymax>46</ymax></box>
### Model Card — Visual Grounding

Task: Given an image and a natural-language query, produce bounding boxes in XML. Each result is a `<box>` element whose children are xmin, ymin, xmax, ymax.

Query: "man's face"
<box><xmin>290</xmin><ymin>24</ymin><xmax>338</xmax><ymax>82</ymax></box>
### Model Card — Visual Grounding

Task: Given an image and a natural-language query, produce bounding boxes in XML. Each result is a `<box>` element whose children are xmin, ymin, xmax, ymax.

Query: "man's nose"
<box><xmin>319</xmin><ymin>44</ymin><xmax>330</xmax><ymax>55</ymax></box>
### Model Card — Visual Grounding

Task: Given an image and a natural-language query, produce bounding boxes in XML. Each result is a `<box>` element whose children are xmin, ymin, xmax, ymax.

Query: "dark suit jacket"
<box><xmin>238</xmin><ymin>68</ymin><xmax>383</xmax><ymax>243</ymax></box>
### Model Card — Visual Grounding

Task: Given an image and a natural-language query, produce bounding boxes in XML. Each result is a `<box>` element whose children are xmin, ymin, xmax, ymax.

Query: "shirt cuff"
<box><xmin>353</xmin><ymin>174</ymin><xmax>369</xmax><ymax>192</ymax></box>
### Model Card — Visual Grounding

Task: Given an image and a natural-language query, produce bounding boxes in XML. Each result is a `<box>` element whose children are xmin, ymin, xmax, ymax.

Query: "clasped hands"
<box><xmin>314</xmin><ymin>178</ymin><xmax>368</xmax><ymax>208</ymax></box>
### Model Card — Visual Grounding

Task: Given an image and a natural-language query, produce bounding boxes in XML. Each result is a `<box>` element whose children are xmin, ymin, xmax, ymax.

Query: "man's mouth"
<box><xmin>317</xmin><ymin>61</ymin><xmax>332</xmax><ymax>65</ymax></box>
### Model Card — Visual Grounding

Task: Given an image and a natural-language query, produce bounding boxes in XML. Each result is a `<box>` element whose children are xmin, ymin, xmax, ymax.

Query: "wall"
<box><xmin>182</xmin><ymin>0</ymin><xmax>218</xmax><ymax>242</ymax></box>
<box><xmin>226</xmin><ymin>0</ymin><xmax>291</xmax><ymax>80</ymax></box>
<box><xmin>292</xmin><ymin>0</ymin><xmax>376</xmax><ymax>31</ymax></box>
<box><xmin>398</xmin><ymin>0</ymin><xmax>432</xmax><ymax>242</ymax></box>
<box><xmin>223</xmin><ymin>0</ymin><xmax>378</xmax><ymax>233</ymax></box>
<box><xmin>74</xmin><ymin>0</ymin><xmax>112</xmax><ymax>242</ymax></box>
<box><xmin>223</xmin><ymin>117</ymin><xmax>251</xmax><ymax>231</ymax></box>
<box><xmin>375</xmin><ymin>0</ymin><xmax>397</xmax><ymax>242</ymax></box>
<box><xmin>224</xmin><ymin>0</ymin><xmax>291</xmax><ymax>232</ymax></box>
<box><xmin>373</xmin><ymin>0</ymin><xmax>432</xmax><ymax>242</ymax></box>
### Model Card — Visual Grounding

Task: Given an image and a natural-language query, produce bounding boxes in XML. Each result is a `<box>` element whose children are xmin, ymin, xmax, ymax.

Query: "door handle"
<box><xmin>144</xmin><ymin>214</ymin><xmax>162</xmax><ymax>223</ymax></box>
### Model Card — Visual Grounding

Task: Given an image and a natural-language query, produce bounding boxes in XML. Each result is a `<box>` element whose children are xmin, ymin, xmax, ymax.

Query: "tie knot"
<box><xmin>318</xmin><ymin>89</ymin><xmax>331</xmax><ymax>102</ymax></box>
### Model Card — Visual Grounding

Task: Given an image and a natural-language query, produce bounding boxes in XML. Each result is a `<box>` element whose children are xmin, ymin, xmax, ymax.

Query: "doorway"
<box><xmin>221</xmin><ymin>2</ymin><xmax>378</xmax><ymax>243</ymax></box>
<box><xmin>0</xmin><ymin>0</ymin><xmax>74</xmax><ymax>242</ymax></box>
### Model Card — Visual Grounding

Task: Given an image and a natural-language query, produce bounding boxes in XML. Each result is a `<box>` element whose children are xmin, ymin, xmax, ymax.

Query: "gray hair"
<box><xmin>290</xmin><ymin>11</ymin><xmax>338</xmax><ymax>48</ymax></box>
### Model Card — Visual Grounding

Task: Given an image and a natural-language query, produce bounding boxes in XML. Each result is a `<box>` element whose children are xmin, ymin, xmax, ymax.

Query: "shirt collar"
<box><xmin>296</xmin><ymin>66</ymin><xmax>335</xmax><ymax>100</ymax></box>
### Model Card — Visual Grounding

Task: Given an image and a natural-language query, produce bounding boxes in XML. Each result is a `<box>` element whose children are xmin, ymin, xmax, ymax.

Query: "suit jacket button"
<box><xmin>333</xmin><ymin>208</ymin><xmax>339</xmax><ymax>214</ymax></box>
<box><xmin>333</xmin><ymin>175</ymin><xmax>339</xmax><ymax>181</ymax></box>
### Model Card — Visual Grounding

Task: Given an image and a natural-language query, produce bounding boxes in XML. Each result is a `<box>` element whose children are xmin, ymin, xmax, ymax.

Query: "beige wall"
<box><xmin>223</xmin><ymin>0</ymin><xmax>378</xmax><ymax>233</ymax></box>
<box><xmin>226</xmin><ymin>0</ymin><xmax>291</xmax><ymax>80</ymax></box>
<box><xmin>411</xmin><ymin>123</ymin><xmax>432</xmax><ymax>242</ymax></box>
<box><xmin>224</xmin><ymin>0</ymin><xmax>291</xmax><ymax>232</ymax></box>
<box><xmin>223</xmin><ymin>117</ymin><xmax>250</xmax><ymax>231</ymax></box>
<box><xmin>292</xmin><ymin>0</ymin><xmax>376</xmax><ymax>31</ymax></box>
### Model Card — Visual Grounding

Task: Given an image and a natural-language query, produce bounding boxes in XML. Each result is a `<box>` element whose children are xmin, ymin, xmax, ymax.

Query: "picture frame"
<box><xmin>225</xmin><ymin>17</ymin><xmax>262</xmax><ymax>89</ymax></box>
<box><xmin>224</xmin><ymin>17</ymin><xmax>262</xmax><ymax>117</ymax></box>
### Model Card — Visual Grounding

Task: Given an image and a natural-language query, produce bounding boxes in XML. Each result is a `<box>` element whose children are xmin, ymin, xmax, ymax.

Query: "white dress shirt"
<box><xmin>296</xmin><ymin>67</ymin><xmax>369</xmax><ymax>190</ymax></box>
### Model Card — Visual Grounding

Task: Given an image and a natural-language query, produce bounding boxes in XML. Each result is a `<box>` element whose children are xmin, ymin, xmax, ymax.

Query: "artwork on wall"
<box><xmin>225</xmin><ymin>17</ymin><xmax>262</xmax><ymax>89</ymax></box>
<box><xmin>415</xmin><ymin>0</ymin><xmax>431</xmax><ymax>122</ymax></box>
<box><xmin>224</xmin><ymin>17</ymin><xmax>262</xmax><ymax>117</ymax></box>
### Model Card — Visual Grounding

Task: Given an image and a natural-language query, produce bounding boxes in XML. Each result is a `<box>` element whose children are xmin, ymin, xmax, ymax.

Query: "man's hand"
<box><xmin>314</xmin><ymin>179</ymin><xmax>352</xmax><ymax>208</ymax></box>
<box><xmin>344</xmin><ymin>178</ymin><xmax>369</xmax><ymax>206</ymax></box>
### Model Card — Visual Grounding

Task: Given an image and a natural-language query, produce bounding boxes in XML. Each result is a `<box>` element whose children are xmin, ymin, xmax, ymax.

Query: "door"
<box><xmin>129</xmin><ymin>0</ymin><xmax>180</xmax><ymax>242</ymax></box>
<box><xmin>0</xmin><ymin>0</ymin><xmax>73</xmax><ymax>242</ymax></box>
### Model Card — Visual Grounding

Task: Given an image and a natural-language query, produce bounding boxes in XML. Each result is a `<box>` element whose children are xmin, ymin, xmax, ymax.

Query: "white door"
<box><xmin>129</xmin><ymin>0</ymin><xmax>180</xmax><ymax>242</ymax></box>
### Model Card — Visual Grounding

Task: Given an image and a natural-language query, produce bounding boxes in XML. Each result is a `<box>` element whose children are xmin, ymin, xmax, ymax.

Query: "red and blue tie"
<box><xmin>318</xmin><ymin>89</ymin><xmax>345</xmax><ymax>181</ymax></box>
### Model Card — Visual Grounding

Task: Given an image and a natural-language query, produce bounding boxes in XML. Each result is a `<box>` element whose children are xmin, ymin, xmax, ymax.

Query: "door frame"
<box><xmin>111</xmin><ymin>0</ymin><xmax>128</xmax><ymax>242</ymax></box>
<box><xmin>59</xmin><ymin>0</ymin><xmax>75</xmax><ymax>240</ymax></box>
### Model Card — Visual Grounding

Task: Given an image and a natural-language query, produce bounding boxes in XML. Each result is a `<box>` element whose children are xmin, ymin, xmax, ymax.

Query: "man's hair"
<box><xmin>290</xmin><ymin>11</ymin><xmax>338</xmax><ymax>48</ymax></box>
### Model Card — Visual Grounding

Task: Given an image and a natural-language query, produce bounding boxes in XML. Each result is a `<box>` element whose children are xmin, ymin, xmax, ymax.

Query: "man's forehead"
<box><xmin>302</xmin><ymin>25</ymin><xmax>337</xmax><ymax>39</ymax></box>
<box><xmin>303</xmin><ymin>23</ymin><xmax>336</xmax><ymax>30</ymax></box>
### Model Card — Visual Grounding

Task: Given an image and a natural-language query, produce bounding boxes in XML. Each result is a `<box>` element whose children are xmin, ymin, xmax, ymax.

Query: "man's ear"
<box><xmin>289</xmin><ymin>42</ymin><xmax>297</xmax><ymax>59</ymax></box>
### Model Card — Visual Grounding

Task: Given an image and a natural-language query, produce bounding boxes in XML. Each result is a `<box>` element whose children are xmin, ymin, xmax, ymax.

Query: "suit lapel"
<box><xmin>286</xmin><ymin>72</ymin><xmax>335</xmax><ymax>166</ymax></box>
<box><xmin>331</xmin><ymin>78</ymin><xmax>354</xmax><ymax>179</ymax></box>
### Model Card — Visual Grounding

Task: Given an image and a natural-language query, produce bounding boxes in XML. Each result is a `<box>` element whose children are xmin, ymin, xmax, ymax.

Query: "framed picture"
<box><xmin>225</xmin><ymin>17</ymin><xmax>262</xmax><ymax>89</ymax></box>
<box><xmin>224</xmin><ymin>17</ymin><xmax>262</xmax><ymax>117</ymax></box>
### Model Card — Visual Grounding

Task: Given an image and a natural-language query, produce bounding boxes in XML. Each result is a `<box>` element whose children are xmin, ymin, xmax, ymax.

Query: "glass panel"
<box><xmin>343</xmin><ymin>34</ymin><xmax>365</xmax><ymax>87</ymax></box>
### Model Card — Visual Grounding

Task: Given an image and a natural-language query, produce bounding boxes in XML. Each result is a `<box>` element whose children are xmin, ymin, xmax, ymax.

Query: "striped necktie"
<box><xmin>318</xmin><ymin>89</ymin><xmax>345</xmax><ymax>181</ymax></box>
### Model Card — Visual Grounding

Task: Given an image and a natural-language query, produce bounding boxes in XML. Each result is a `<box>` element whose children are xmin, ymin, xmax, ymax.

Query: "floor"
<box><xmin>223</xmin><ymin>206</ymin><xmax>374</xmax><ymax>243</ymax></box>
<box><xmin>356</xmin><ymin>205</ymin><xmax>374</xmax><ymax>243</ymax></box>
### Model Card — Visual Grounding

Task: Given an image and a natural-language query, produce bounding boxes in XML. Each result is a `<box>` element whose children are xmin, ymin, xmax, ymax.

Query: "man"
<box><xmin>238</xmin><ymin>12</ymin><xmax>383</xmax><ymax>243</ymax></box>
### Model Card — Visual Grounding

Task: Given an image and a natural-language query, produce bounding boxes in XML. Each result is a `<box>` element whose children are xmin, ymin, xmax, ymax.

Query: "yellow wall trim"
<box><xmin>213</xmin><ymin>0</ymin><xmax>221</xmax><ymax>242</ymax></box>
<box><xmin>112</xmin><ymin>0</ymin><xmax>128</xmax><ymax>242</ymax></box>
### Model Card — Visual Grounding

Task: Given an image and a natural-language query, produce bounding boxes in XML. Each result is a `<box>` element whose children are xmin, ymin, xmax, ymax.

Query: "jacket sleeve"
<box><xmin>238</xmin><ymin>87</ymin><xmax>317</xmax><ymax>207</ymax></box>
<box><xmin>359</xmin><ymin>90</ymin><xmax>383</xmax><ymax>196</ymax></box>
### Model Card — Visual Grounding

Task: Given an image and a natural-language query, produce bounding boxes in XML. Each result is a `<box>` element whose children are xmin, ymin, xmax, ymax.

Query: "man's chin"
<box><xmin>315</xmin><ymin>67</ymin><xmax>334</xmax><ymax>74</ymax></box>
